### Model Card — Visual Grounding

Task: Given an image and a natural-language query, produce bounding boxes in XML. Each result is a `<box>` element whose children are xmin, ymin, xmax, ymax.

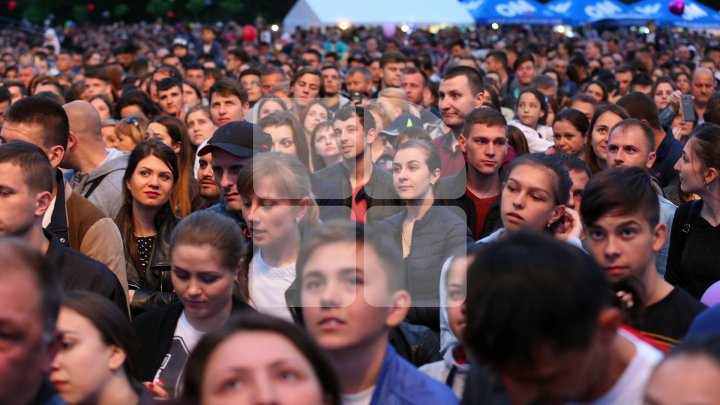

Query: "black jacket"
<box><xmin>314</xmin><ymin>162</ymin><xmax>402</xmax><ymax>224</ymax></box>
<box><xmin>437</xmin><ymin>170</ymin><xmax>502</xmax><ymax>241</ymax></box>
<box><xmin>133</xmin><ymin>297</ymin><xmax>253</xmax><ymax>381</ymax></box>
<box><xmin>45</xmin><ymin>229</ymin><xmax>128</xmax><ymax>317</ymax></box>
<box><xmin>126</xmin><ymin>216</ymin><xmax>180</xmax><ymax>315</ymax></box>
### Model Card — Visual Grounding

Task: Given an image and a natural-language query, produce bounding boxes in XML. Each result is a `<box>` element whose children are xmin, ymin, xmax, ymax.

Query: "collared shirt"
<box><xmin>432</xmin><ymin>132</ymin><xmax>465</xmax><ymax>178</ymax></box>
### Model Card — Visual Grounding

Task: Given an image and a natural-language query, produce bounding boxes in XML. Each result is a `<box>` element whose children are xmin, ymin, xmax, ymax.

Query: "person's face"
<box><xmin>322</xmin><ymin>68</ymin><xmax>341</xmax><ymax>96</ymax></box>
<box><xmin>654</xmin><ymin>82</ymin><xmax>674</xmax><ymax>110</ymax></box>
<box><xmin>516</xmin><ymin>61</ymin><xmax>535</xmax><ymax>86</ymax></box>
<box><xmin>381</xmin><ymin>62</ymin><xmax>405</xmax><ymax>88</ymax></box>
<box><xmin>644</xmin><ymin>354</ymin><xmax>720</xmax><ymax>405</ymax></box>
<box><xmin>600</xmin><ymin>56</ymin><xmax>616</xmax><ymax>71</ymax></box>
<box><xmin>333</xmin><ymin>116</ymin><xmax>369</xmax><ymax>161</ymax></box>
<box><xmin>200</xmin><ymin>331</ymin><xmax>325</xmax><ymax>405</ymax></box>
<box><xmin>585</xmin><ymin>43</ymin><xmax>601</xmax><ymax>60</ymax></box>
<box><xmin>446</xmin><ymin>255</ymin><xmax>468</xmax><ymax>340</ymax></box>
<box><xmin>671</xmin><ymin>114</ymin><xmax>695</xmax><ymax>142</ymax></box>
<box><xmin>501</xmin><ymin>164</ymin><xmax>563</xmax><ymax>232</ymax></box>
<box><xmin>90</xmin><ymin>98</ymin><xmax>111</xmax><ymax>121</ymax></box>
<box><xmin>114</xmin><ymin>129</ymin><xmax>138</xmax><ymax>152</ymax></box>
<box><xmin>197</xmin><ymin>153</ymin><xmax>220</xmax><ymax>200</ymax></box>
<box><xmin>0</xmin><ymin>269</ymin><xmax>54</xmax><ymax>405</ymax></box>
<box><xmin>292</xmin><ymin>74</ymin><xmax>321</xmax><ymax>107</ymax></box>
<box><xmin>0</xmin><ymin>162</ymin><xmax>49</xmax><ymax>237</ymax></box>
<box><xmin>86</xmin><ymin>53</ymin><xmax>102</xmax><ymax>66</ymax></box>
<box><xmin>171</xmin><ymin>244</ymin><xmax>237</xmax><ymax>320</ymax></box>
<box><xmin>313</xmin><ymin>126</ymin><xmax>339</xmax><ymax>161</ymax></box>
<box><xmin>675</xmin><ymin>138</ymin><xmax>709</xmax><ymax>195</ymax></box>
<box><xmin>146</xmin><ymin>122</ymin><xmax>180</xmax><ymax>154</ymax></box>
<box><xmin>607</xmin><ymin>126</ymin><xmax>656</xmax><ymax>169</ymax></box>
<box><xmin>224</xmin><ymin>55</ymin><xmax>241</xmax><ymax>72</ymax></box>
<box><xmin>463</xmin><ymin>123</ymin><xmax>508</xmax><ymax>175</ymax></box>
<box><xmin>163</xmin><ymin>56</ymin><xmax>183</xmax><ymax>73</ymax></box>
<box><xmin>211</xmin><ymin>94</ymin><xmax>248</xmax><ymax>126</ymax></box>
<box><xmin>101</xmin><ymin>125</ymin><xmax>117</xmax><ymax>148</ymax></box>
<box><xmin>401</xmin><ymin>72</ymin><xmax>425</xmax><ymax>105</ymax></box>
<box><xmin>566</xmin><ymin>169</ymin><xmax>589</xmax><ymax>212</ymax></box>
<box><xmin>49</xmin><ymin>307</ymin><xmax>120</xmax><ymax>404</ymax></box>
<box><xmin>675</xmin><ymin>74</ymin><xmax>691</xmax><ymax>94</ymax></box>
<box><xmin>392</xmin><ymin>146</ymin><xmax>439</xmax><ymax>201</ymax></box>
<box><xmin>258</xmin><ymin>100</ymin><xmax>284</xmax><ymax>121</ymax></box>
<box><xmin>7</xmin><ymin>85</ymin><xmax>23</xmax><ymax>104</ymax></box>
<box><xmin>240</xmin><ymin>74</ymin><xmax>262</xmax><ymax>103</ymax></box>
<box><xmin>18</xmin><ymin>66</ymin><xmax>36</xmax><ymax>87</ymax></box>
<box><xmin>261</xmin><ymin>72</ymin><xmax>283</xmax><ymax>95</ymax></box>
<box><xmin>585</xmin><ymin>210</ymin><xmax>665</xmax><ymax>284</ymax></box>
<box><xmin>182</xmin><ymin>84</ymin><xmax>201</xmax><ymax>109</ymax></box>
<box><xmin>615</xmin><ymin>71</ymin><xmax>632</xmax><ymax>95</ymax></box>
<box><xmin>201</xmin><ymin>29</ymin><xmax>215</xmax><ymax>43</ymax></box>
<box><xmin>186</xmin><ymin>111</ymin><xmax>216</xmax><ymax>146</ymax></box>
<box><xmin>485</xmin><ymin>56</ymin><xmax>501</xmax><ymax>74</ymax></box>
<box><xmin>126</xmin><ymin>155</ymin><xmax>174</xmax><ymax>210</ymax></box>
<box><xmin>692</xmin><ymin>72</ymin><xmax>715</xmax><ymax>105</ymax></box>
<box><xmin>302</xmin><ymin>52</ymin><xmax>320</xmax><ymax>68</ymax></box>
<box><xmin>186</xmin><ymin>69</ymin><xmax>205</xmax><ymax>91</ymax></box>
<box><xmin>591</xmin><ymin>111</ymin><xmax>623</xmax><ymax>165</ymax></box>
<box><xmin>571</xmin><ymin>102</ymin><xmax>595</xmax><ymax>122</ymax></box>
<box><xmin>552</xmin><ymin>59</ymin><xmax>568</xmax><ymax>78</ymax></box>
<box><xmin>301</xmin><ymin>241</ymin><xmax>405</xmax><ymax>352</ymax></box>
<box><xmin>438</xmin><ymin>75</ymin><xmax>483</xmax><ymax>130</ymax></box>
<box><xmin>84</xmin><ymin>78</ymin><xmax>110</xmax><ymax>99</ymax></box>
<box><xmin>243</xmin><ymin>178</ymin><xmax>307</xmax><ymax>249</ymax></box>
<box><xmin>158</xmin><ymin>86</ymin><xmax>184</xmax><ymax>117</ymax></box>
<box><xmin>584</xmin><ymin>84</ymin><xmax>604</xmax><ymax>103</ymax></box>
<box><xmin>346</xmin><ymin>72</ymin><xmax>371</xmax><ymax>94</ymax></box>
<box><xmin>264</xmin><ymin>124</ymin><xmax>298</xmax><ymax>157</ymax></box>
<box><xmin>56</xmin><ymin>53</ymin><xmax>72</xmax><ymax>71</ymax></box>
<box><xmin>212</xmin><ymin>149</ymin><xmax>252</xmax><ymax>213</ymax></box>
<box><xmin>517</xmin><ymin>92</ymin><xmax>543</xmax><ymax>128</ymax></box>
<box><xmin>303</xmin><ymin>104</ymin><xmax>328</xmax><ymax>134</ymax></box>
<box><xmin>553</xmin><ymin>120</ymin><xmax>585</xmax><ymax>157</ymax></box>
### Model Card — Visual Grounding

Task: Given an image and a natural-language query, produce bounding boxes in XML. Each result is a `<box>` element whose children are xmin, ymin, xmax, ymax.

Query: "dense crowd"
<box><xmin>0</xmin><ymin>17</ymin><xmax>720</xmax><ymax>405</ymax></box>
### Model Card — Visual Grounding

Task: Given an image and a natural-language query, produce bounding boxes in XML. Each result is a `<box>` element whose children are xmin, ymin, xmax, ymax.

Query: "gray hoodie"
<box><xmin>68</xmin><ymin>148</ymin><xmax>128</xmax><ymax>219</ymax></box>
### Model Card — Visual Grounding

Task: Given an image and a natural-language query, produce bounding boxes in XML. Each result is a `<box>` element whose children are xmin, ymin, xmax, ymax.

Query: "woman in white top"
<box><xmin>236</xmin><ymin>152</ymin><xmax>320</xmax><ymax>320</ymax></box>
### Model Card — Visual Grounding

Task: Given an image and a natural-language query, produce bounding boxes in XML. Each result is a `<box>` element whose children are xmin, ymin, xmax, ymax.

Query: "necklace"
<box><xmin>401</xmin><ymin>221</ymin><xmax>414</xmax><ymax>249</ymax></box>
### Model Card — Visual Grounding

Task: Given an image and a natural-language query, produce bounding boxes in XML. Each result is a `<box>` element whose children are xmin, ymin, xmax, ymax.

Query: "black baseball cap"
<box><xmin>198</xmin><ymin>120</ymin><xmax>272</xmax><ymax>157</ymax></box>
<box><xmin>380</xmin><ymin>114</ymin><xmax>422</xmax><ymax>137</ymax></box>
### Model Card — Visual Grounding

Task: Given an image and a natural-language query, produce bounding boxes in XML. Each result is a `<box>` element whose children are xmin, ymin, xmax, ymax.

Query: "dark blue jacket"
<box><xmin>369</xmin><ymin>344</ymin><xmax>458</xmax><ymax>405</ymax></box>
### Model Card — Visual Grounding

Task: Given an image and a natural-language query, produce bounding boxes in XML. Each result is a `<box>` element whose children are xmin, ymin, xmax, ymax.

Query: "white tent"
<box><xmin>283</xmin><ymin>0</ymin><xmax>475</xmax><ymax>29</ymax></box>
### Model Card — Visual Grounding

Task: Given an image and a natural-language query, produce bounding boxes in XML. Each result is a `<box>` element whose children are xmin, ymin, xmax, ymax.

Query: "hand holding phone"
<box><xmin>680</xmin><ymin>94</ymin><xmax>696</xmax><ymax>123</ymax></box>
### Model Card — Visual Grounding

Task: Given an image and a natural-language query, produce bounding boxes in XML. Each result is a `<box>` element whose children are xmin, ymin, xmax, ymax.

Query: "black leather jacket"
<box><xmin>126</xmin><ymin>215</ymin><xmax>180</xmax><ymax>316</ymax></box>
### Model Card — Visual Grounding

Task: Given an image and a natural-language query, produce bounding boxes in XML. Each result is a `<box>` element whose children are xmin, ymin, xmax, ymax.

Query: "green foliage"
<box><xmin>114</xmin><ymin>4</ymin><xmax>130</xmax><ymax>18</ymax></box>
<box><xmin>185</xmin><ymin>0</ymin><xmax>205</xmax><ymax>15</ymax></box>
<box><xmin>72</xmin><ymin>4</ymin><xmax>88</xmax><ymax>23</ymax></box>
<box><xmin>145</xmin><ymin>0</ymin><xmax>171</xmax><ymax>17</ymax></box>
<box><xmin>218</xmin><ymin>0</ymin><xmax>243</xmax><ymax>16</ymax></box>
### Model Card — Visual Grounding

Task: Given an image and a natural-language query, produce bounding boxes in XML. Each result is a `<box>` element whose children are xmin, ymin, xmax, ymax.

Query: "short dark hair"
<box><xmin>630</xmin><ymin>72</ymin><xmax>653</xmax><ymax>90</ymax></box>
<box><xmin>552</xmin><ymin>152</ymin><xmax>592</xmax><ymax>178</ymax></box>
<box><xmin>396</xmin><ymin>140</ymin><xmax>441</xmax><ymax>172</ymax></box>
<box><xmin>239</xmin><ymin>68</ymin><xmax>262</xmax><ymax>80</ymax></box>
<box><xmin>463</xmin><ymin>107</ymin><xmax>507</xmax><ymax>137</ymax></box>
<box><xmin>333</xmin><ymin>105</ymin><xmax>376</xmax><ymax>136</ymax></box>
<box><xmin>610</xmin><ymin>118</ymin><xmax>656</xmax><ymax>152</ymax></box>
<box><xmin>296</xmin><ymin>220</ymin><xmax>404</xmax><ymax>292</ymax></box>
<box><xmin>182</xmin><ymin>312</ymin><xmax>340</xmax><ymax>405</ymax></box>
<box><xmin>442</xmin><ymin>65</ymin><xmax>484</xmax><ymax>96</ymax></box>
<box><xmin>616</xmin><ymin>92</ymin><xmax>661</xmax><ymax>129</ymax></box>
<box><xmin>581</xmin><ymin>167</ymin><xmax>660</xmax><ymax>227</ymax></box>
<box><xmin>464</xmin><ymin>231</ymin><xmax>611</xmax><ymax>368</ymax></box>
<box><xmin>4</xmin><ymin>94</ymin><xmax>69</xmax><ymax>150</ymax></box>
<box><xmin>84</xmin><ymin>68</ymin><xmax>112</xmax><ymax>83</ymax></box>
<box><xmin>0</xmin><ymin>86</ymin><xmax>10</xmax><ymax>104</ymax></box>
<box><xmin>156</xmin><ymin>77</ymin><xmax>183</xmax><ymax>94</ymax></box>
<box><xmin>486</xmin><ymin>50</ymin><xmax>508</xmax><ymax>68</ymax></box>
<box><xmin>380</xmin><ymin>51</ymin><xmax>406</xmax><ymax>68</ymax></box>
<box><xmin>208</xmin><ymin>77</ymin><xmax>248</xmax><ymax>105</ymax></box>
<box><xmin>114</xmin><ymin>89</ymin><xmax>160</xmax><ymax>119</ymax></box>
<box><xmin>401</xmin><ymin>66</ymin><xmax>429</xmax><ymax>88</ymax></box>
<box><xmin>0</xmin><ymin>141</ymin><xmax>54</xmax><ymax>193</ymax></box>
<box><xmin>555</xmin><ymin>108</ymin><xmax>590</xmax><ymax>137</ymax></box>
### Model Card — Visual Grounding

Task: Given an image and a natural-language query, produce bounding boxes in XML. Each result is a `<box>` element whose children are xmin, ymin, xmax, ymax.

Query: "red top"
<box><xmin>466</xmin><ymin>191</ymin><xmax>498</xmax><ymax>240</ymax></box>
<box><xmin>350</xmin><ymin>184</ymin><xmax>368</xmax><ymax>224</ymax></box>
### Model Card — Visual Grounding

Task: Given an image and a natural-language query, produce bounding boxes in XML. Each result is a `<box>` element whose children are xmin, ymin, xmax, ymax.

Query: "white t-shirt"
<box><xmin>154</xmin><ymin>311</ymin><xmax>205</xmax><ymax>398</ymax></box>
<box><xmin>508</xmin><ymin>119</ymin><xmax>555</xmax><ymax>153</ymax></box>
<box><xmin>249</xmin><ymin>249</ymin><xmax>296</xmax><ymax>321</ymax></box>
<box><xmin>567</xmin><ymin>329</ymin><xmax>663</xmax><ymax>405</ymax></box>
<box><xmin>342</xmin><ymin>385</ymin><xmax>375</xmax><ymax>405</ymax></box>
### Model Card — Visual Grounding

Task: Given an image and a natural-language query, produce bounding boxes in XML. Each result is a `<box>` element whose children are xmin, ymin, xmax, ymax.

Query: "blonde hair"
<box><xmin>114</xmin><ymin>115</ymin><xmax>149</xmax><ymax>147</ymax></box>
<box><xmin>236</xmin><ymin>152</ymin><xmax>319</xmax><ymax>229</ymax></box>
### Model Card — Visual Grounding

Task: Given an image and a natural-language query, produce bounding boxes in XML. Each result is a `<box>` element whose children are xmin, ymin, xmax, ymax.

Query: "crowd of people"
<box><xmin>1</xmin><ymin>17</ymin><xmax>720</xmax><ymax>404</ymax></box>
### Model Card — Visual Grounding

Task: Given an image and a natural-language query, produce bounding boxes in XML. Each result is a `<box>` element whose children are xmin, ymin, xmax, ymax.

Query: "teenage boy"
<box><xmin>315</xmin><ymin>105</ymin><xmax>401</xmax><ymax>224</ymax></box>
<box><xmin>581</xmin><ymin>167</ymin><xmax>706</xmax><ymax>345</ymax></box>
<box><xmin>465</xmin><ymin>231</ymin><xmax>663</xmax><ymax>405</ymax></box>
<box><xmin>438</xmin><ymin>108</ymin><xmax>509</xmax><ymax>240</ymax></box>
<box><xmin>157</xmin><ymin>77</ymin><xmax>185</xmax><ymax>119</ymax></box>
<box><xmin>298</xmin><ymin>220</ymin><xmax>458</xmax><ymax>404</ymax></box>
<box><xmin>208</xmin><ymin>78</ymin><xmax>249</xmax><ymax>126</ymax></box>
